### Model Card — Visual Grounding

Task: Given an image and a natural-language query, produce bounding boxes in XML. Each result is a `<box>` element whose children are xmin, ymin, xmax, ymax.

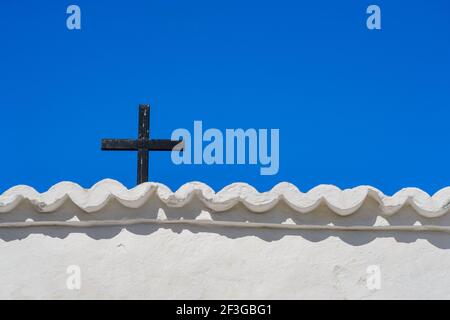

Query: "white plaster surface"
<box><xmin>3</xmin><ymin>179</ymin><xmax>450</xmax><ymax>216</ymax></box>
<box><xmin>2</xmin><ymin>225</ymin><xmax>450</xmax><ymax>299</ymax></box>
<box><xmin>1</xmin><ymin>180</ymin><xmax>450</xmax><ymax>299</ymax></box>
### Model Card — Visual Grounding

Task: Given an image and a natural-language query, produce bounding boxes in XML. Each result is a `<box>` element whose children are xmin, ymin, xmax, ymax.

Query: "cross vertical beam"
<box><xmin>137</xmin><ymin>105</ymin><xmax>150</xmax><ymax>185</ymax></box>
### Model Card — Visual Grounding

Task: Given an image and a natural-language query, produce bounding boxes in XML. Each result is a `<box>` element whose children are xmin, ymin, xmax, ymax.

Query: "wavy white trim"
<box><xmin>1</xmin><ymin>179</ymin><xmax>450</xmax><ymax>217</ymax></box>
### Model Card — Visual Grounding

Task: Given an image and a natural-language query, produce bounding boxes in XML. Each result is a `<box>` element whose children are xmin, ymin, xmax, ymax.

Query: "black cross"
<box><xmin>101</xmin><ymin>104</ymin><xmax>183</xmax><ymax>185</ymax></box>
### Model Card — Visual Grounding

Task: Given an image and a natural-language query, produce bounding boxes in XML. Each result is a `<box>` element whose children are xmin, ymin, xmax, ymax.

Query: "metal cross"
<box><xmin>101</xmin><ymin>104</ymin><xmax>183</xmax><ymax>185</ymax></box>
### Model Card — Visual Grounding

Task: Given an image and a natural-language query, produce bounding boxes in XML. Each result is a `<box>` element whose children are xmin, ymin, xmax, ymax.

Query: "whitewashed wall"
<box><xmin>1</xmin><ymin>181</ymin><xmax>450</xmax><ymax>299</ymax></box>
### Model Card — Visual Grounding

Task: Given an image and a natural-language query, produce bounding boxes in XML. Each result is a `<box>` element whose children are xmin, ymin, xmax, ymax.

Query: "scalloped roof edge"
<box><xmin>2</xmin><ymin>179</ymin><xmax>450</xmax><ymax>217</ymax></box>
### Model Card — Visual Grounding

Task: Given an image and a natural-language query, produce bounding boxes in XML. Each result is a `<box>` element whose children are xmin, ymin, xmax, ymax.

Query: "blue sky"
<box><xmin>0</xmin><ymin>1</ymin><xmax>449</xmax><ymax>194</ymax></box>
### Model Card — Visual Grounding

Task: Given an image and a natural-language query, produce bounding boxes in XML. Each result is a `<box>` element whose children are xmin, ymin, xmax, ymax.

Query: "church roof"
<box><xmin>1</xmin><ymin>179</ymin><xmax>450</xmax><ymax>217</ymax></box>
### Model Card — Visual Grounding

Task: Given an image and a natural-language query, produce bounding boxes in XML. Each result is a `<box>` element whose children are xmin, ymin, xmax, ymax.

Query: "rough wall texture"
<box><xmin>0</xmin><ymin>180</ymin><xmax>450</xmax><ymax>299</ymax></box>
<box><xmin>1</xmin><ymin>181</ymin><xmax>450</xmax><ymax>299</ymax></box>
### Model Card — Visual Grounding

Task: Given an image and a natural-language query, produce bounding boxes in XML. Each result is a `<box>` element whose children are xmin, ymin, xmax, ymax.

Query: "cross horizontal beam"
<box><xmin>102</xmin><ymin>139</ymin><xmax>184</xmax><ymax>151</ymax></box>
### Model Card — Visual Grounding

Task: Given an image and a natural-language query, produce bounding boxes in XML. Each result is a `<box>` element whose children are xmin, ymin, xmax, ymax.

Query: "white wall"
<box><xmin>1</xmin><ymin>196</ymin><xmax>450</xmax><ymax>299</ymax></box>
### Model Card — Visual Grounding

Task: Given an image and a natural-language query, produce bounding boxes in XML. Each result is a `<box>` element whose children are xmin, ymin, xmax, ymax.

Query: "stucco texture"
<box><xmin>1</xmin><ymin>195</ymin><xmax>450</xmax><ymax>299</ymax></box>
